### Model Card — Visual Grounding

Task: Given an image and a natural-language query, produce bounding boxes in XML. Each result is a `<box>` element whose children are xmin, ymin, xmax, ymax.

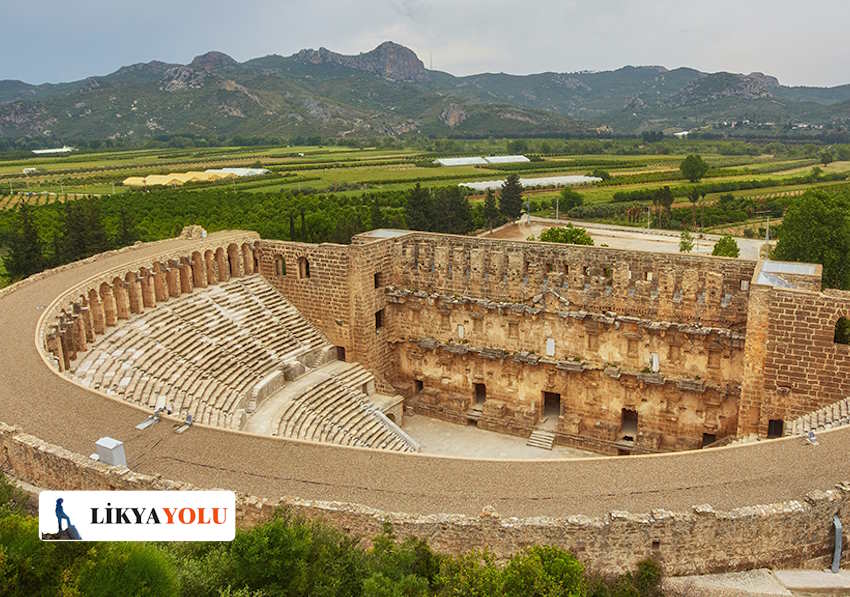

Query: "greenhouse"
<box><xmin>460</xmin><ymin>174</ymin><xmax>602</xmax><ymax>192</ymax></box>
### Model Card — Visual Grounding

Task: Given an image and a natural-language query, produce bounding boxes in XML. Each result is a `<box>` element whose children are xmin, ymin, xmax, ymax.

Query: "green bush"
<box><xmin>70</xmin><ymin>543</ymin><xmax>180</xmax><ymax>596</ymax></box>
<box><xmin>712</xmin><ymin>235</ymin><xmax>740</xmax><ymax>257</ymax></box>
<box><xmin>539</xmin><ymin>225</ymin><xmax>594</xmax><ymax>246</ymax></box>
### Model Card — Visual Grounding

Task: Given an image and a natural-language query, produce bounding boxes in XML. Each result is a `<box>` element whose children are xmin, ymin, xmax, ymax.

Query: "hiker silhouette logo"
<box><xmin>41</xmin><ymin>497</ymin><xmax>82</xmax><ymax>541</ymax></box>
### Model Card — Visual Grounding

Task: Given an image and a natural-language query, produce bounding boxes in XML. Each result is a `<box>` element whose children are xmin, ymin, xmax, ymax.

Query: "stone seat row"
<box><xmin>786</xmin><ymin>397</ymin><xmax>850</xmax><ymax>436</ymax></box>
<box><xmin>274</xmin><ymin>365</ymin><xmax>411</xmax><ymax>452</ymax></box>
<box><xmin>70</xmin><ymin>275</ymin><xmax>334</xmax><ymax>431</ymax></box>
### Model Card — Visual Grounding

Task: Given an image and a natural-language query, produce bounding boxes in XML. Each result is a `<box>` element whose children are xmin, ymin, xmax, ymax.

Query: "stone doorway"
<box><xmin>542</xmin><ymin>391</ymin><xmax>561</xmax><ymax>418</ymax></box>
<box><xmin>473</xmin><ymin>383</ymin><xmax>486</xmax><ymax>405</ymax></box>
<box><xmin>620</xmin><ymin>409</ymin><xmax>638</xmax><ymax>442</ymax></box>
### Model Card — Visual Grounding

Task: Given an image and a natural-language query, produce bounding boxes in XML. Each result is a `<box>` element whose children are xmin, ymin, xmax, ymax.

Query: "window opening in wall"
<box><xmin>274</xmin><ymin>256</ymin><xmax>286</xmax><ymax>277</ymax></box>
<box><xmin>650</xmin><ymin>352</ymin><xmax>659</xmax><ymax>373</ymax></box>
<box><xmin>474</xmin><ymin>383</ymin><xmax>486</xmax><ymax>404</ymax></box>
<box><xmin>543</xmin><ymin>391</ymin><xmax>561</xmax><ymax>417</ymax></box>
<box><xmin>336</xmin><ymin>346</ymin><xmax>346</xmax><ymax>361</ymax></box>
<box><xmin>375</xmin><ymin>309</ymin><xmax>384</xmax><ymax>330</ymax></box>
<box><xmin>457</xmin><ymin>324</ymin><xmax>465</xmax><ymax>339</ymax></box>
<box><xmin>620</xmin><ymin>409</ymin><xmax>638</xmax><ymax>442</ymax></box>
<box><xmin>707</xmin><ymin>350</ymin><xmax>720</xmax><ymax>369</ymax></box>
<box><xmin>834</xmin><ymin>317</ymin><xmax>850</xmax><ymax>344</ymax></box>
<box><xmin>564</xmin><ymin>263</ymin><xmax>570</xmax><ymax>276</ymax></box>
<box><xmin>545</xmin><ymin>337</ymin><xmax>555</xmax><ymax>357</ymax></box>
<box><xmin>645</xmin><ymin>271</ymin><xmax>654</xmax><ymax>282</ymax></box>
<box><xmin>298</xmin><ymin>257</ymin><xmax>310</xmax><ymax>279</ymax></box>
<box><xmin>374</xmin><ymin>272</ymin><xmax>383</xmax><ymax>288</ymax></box>
<box><xmin>603</xmin><ymin>266</ymin><xmax>612</xmax><ymax>279</ymax></box>
<box><xmin>701</xmin><ymin>433</ymin><xmax>716</xmax><ymax>447</ymax></box>
<box><xmin>767</xmin><ymin>419</ymin><xmax>784</xmax><ymax>438</ymax></box>
<box><xmin>740</xmin><ymin>280</ymin><xmax>750</xmax><ymax>291</ymax></box>
<box><xmin>414</xmin><ymin>379</ymin><xmax>424</xmax><ymax>393</ymax></box>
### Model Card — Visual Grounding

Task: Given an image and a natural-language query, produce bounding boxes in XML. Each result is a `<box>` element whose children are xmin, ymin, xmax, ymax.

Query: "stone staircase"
<box><xmin>786</xmin><ymin>397</ymin><xmax>850</xmax><ymax>436</ymax></box>
<box><xmin>526</xmin><ymin>428</ymin><xmax>556</xmax><ymax>450</ymax></box>
<box><xmin>465</xmin><ymin>405</ymin><xmax>483</xmax><ymax>424</ymax></box>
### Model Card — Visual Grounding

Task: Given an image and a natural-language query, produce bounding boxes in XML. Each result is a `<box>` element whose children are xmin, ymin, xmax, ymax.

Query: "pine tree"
<box><xmin>3</xmin><ymin>201</ymin><xmax>44</xmax><ymax>280</ymax></box>
<box><xmin>499</xmin><ymin>175</ymin><xmax>523</xmax><ymax>219</ymax></box>
<box><xmin>404</xmin><ymin>183</ymin><xmax>431</xmax><ymax>231</ymax></box>
<box><xmin>483</xmin><ymin>189</ymin><xmax>500</xmax><ymax>230</ymax></box>
<box><xmin>370</xmin><ymin>197</ymin><xmax>385</xmax><ymax>230</ymax></box>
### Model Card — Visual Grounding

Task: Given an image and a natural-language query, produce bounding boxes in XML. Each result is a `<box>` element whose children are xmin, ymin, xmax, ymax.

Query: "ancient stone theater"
<box><xmin>2</xmin><ymin>226</ymin><xmax>850</xmax><ymax>575</ymax></box>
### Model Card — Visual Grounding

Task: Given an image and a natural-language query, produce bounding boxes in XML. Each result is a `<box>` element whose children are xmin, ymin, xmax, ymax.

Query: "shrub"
<box><xmin>539</xmin><ymin>225</ymin><xmax>594</xmax><ymax>246</ymax></box>
<box><xmin>712</xmin><ymin>235</ymin><xmax>740</xmax><ymax>257</ymax></box>
<box><xmin>502</xmin><ymin>545</ymin><xmax>585</xmax><ymax>597</ymax></box>
<box><xmin>70</xmin><ymin>543</ymin><xmax>180</xmax><ymax>596</ymax></box>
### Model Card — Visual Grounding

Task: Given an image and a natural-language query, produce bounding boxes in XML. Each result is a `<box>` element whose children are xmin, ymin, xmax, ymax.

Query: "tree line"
<box><xmin>1</xmin><ymin>178</ymin><xmax>533</xmax><ymax>283</ymax></box>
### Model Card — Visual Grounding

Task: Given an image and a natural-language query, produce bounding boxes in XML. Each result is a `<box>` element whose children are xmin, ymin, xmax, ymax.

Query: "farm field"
<box><xmin>1</xmin><ymin>141</ymin><xmax>848</xmax><ymax>270</ymax></box>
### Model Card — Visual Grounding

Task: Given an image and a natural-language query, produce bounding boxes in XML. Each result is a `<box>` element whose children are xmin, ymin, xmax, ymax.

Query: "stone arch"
<box><xmin>112</xmin><ymin>276</ymin><xmax>130</xmax><ymax>320</ymax></box>
<box><xmin>88</xmin><ymin>288</ymin><xmax>106</xmax><ymax>334</ymax></box>
<box><xmin>191</xmin><ymin>251</ymin><xmax>207</xmax><ymax>288</ymax></box>
<box><xmin>241</xmin><ymin>243</ymin><xmax>254</xmax><ymax>275</ymax></box>
<box><xmin>165</xmin><ymin>262</ymin><xmax>180</xmax><ymax>298</ymax></box>
<box><xmin>204</xmin><ymin>250</ymin><xmax>217</xmax><ymax>285</ymax></box>
<box><xmin>139</xmin><ymin>267</ymin><xmax>156</xmax><ymax>308</ymax></box>
<box><xmin>227</xmin><ymin>243</ymin><xmax>242</xmax><ymax>278</ymax></box>
<box><xmin>152</xmin><ymin>262</ymin><xmax>169</xmax><ymax>302</ymax></box>
<box><xmin>178</xmin><ymin>258</ymin><xmax>194</xmax><ymax>294</ymax></box>
<box><xmin>298</xmin><ymin>256</ymin><xmax>311</xmax><ymax>279</ymax></box>
<box><xmin>124</xmin><ymin>271</ymin><xmax>143</xmax><ymax>314</ymax></box>
<box><xmin>215</xmin><ymin>247</ymin><xmax>230</xmax><ymax>282</ymax></box>
<box><xmin>99</xmin><ymin>282</ymin><xmax>117</xmax><ymax>326</ymax></box>
<box><xmin>835</xmin><ymin>316</ymin><xmax>850</xmax><ymax>345</ymax></box>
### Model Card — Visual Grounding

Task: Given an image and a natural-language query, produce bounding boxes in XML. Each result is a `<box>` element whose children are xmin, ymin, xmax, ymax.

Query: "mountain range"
<box><xmin>2</xmin><ymin>41</ymin><xmax>850</xmax><ymax>143</ymax></box>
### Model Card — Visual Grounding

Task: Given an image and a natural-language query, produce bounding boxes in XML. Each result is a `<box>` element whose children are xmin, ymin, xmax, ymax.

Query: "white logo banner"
<box><xmin>39</xmin><ymin>490</ymin><xmax>236</xmax><ymax>541</ymax></box>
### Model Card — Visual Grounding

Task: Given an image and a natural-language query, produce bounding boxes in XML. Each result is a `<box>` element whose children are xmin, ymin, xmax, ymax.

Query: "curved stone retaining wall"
<box><xmin>1</xmin><ymin>420</ymin><xmax>846</xmax><ymax>576</ymax></box>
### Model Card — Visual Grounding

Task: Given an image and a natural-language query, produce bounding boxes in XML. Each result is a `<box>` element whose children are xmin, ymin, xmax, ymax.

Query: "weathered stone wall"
<box><xmin>1</xmin><ymin>421</ymin><xmax>846</xmax><ymax>576</ymax></box>
<box><xmin>256</xmin><ymin>239</ymin><xmax>396</xmax><ymax>391</ymax></box>
<box><xmin>396</xmin><ymin>341</ymin><xmax>739</xmax><ymax>453</ymax></box>
<box><xmin>388</xmin><ymin>233</ymin><xmax>756</xmax><ymax>330</ymax></box>
<box><xmin>739</xmin><ymin>284</ymin><xmax>850</xmax><ymax>436</ymax></box>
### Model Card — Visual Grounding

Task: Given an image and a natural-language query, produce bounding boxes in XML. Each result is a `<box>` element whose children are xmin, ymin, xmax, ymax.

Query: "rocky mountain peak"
<box><xmin>293</xmin><ymin>41</ymin><xmax>427</xmax><ymax>81</ymax></box>
<box><xmin>189</xmin><ymin>51</ymin><xmax>237</xmax><ymax>72</ymax></box>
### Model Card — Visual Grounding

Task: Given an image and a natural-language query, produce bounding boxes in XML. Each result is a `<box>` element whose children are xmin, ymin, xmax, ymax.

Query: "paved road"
<box><xmin>1</xmin><ymin>234</ymin><xmax>848</xmax><ymax>519</ymax></box>
<box><xmin>484</xmin><ymin>217</ymin><xmax>767</xmax><ymax>260</ymax></box>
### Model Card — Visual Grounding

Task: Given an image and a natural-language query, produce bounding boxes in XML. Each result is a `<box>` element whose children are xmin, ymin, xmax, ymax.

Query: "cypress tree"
<box><xmin>370</xmin><ymin>197</ymin><xmax>385</xmax><ymax>230</ymax></box>
<box><xmin>483</xmin><ymin>188</ymin><xmax>500</xmax><ymax>230</ymax></box>
<box><xmin>404</xmin><ymin>183</ymin><xmax>431</xmax><ymax>231</ymax></box>
<box><xmin>3</xmin><ymin>201</ymin><xmax>44</xmax><ymax>280</ymax></box>
<box><xmin>83</xmin><ymin>197</ymin><xmax>109</xmax><ymax>255</ymax></box>
<box><xmin>115</xmin><ymin>205</ymin><xmax>139</xmax><ymax>247</ymax></box>
<box><xmin>443</xmin><ymin>187</ymin><xmax>473</xmax><ymax>234</ymax></box>
<box><xmin>499</xmin><ymin>174</ymin><xmax>523</xmax><ymax>219</ymax></box>
<box><xmin>62</xmin><ymin>201</ymin><xmax>87</xmax><ymax>262</ymax></box>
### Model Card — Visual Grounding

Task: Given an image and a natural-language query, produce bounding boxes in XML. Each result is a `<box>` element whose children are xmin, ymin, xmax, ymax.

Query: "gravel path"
<box><xmin>1</xmin><ymin>233</ymin><xmax>848</xmax><ymax>519</ymax></box>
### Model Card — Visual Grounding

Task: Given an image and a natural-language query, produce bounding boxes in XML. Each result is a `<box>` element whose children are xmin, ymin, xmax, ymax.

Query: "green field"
<box><xmin>1</xmin><ymin>137</ymin><xmax>849</xmax><ymax>289</ymax></box>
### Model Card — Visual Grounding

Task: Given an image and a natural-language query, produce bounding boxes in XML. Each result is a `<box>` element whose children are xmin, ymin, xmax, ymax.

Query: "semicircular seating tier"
<box><xmin>70</xmin><ymin>274</ymin><xmax>413</xmax><ymax>452</ymax></box>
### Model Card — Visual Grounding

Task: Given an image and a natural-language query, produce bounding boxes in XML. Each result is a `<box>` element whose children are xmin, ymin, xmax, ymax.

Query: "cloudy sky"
<box><xmin>3</xmin><ymin>0</ymin><xmax>848</xmax><ymax>87</ymax></box>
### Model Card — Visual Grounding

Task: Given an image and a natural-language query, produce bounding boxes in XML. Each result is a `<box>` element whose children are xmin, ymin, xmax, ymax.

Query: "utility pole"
<box><xmin>555</xmin><ymin>195</ymin><xmax>559</xmax><ymax>220</ymax></box>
